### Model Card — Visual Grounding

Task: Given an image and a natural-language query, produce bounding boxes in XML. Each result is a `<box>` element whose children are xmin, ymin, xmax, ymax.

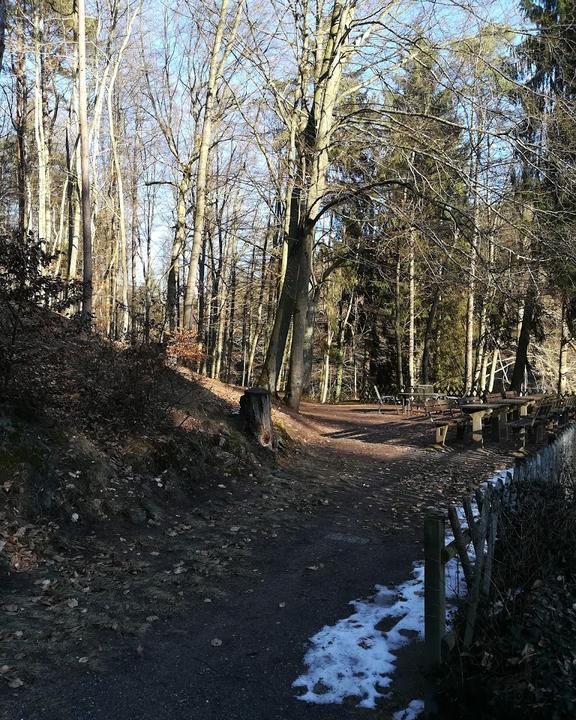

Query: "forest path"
<box><xmin>2</xmin><ymin>402</ymin><xmax>512</xmax><ymax>720</ymax></box>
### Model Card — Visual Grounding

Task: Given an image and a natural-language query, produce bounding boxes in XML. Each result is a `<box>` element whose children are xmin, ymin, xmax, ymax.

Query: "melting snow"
<box><xmin>293</xmin><ymin>467</ymin><xmax>513</xmax><ymax>714</ymax></box>
<box><xmin>293</xmin><ymin>565</ymin><xmax>424</xmax><ymax>708</ymax></box>
<box><xmin>393</xmin><ymin>699</ymin><xmax>426</xmax><ymax>719</ymax></box>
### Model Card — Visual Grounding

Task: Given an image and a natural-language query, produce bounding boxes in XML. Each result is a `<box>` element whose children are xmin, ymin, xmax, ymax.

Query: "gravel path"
<box><xmin>1</xmin><ymin>402</ymin><xmax>514</xmax><ymax>720</ymax></box>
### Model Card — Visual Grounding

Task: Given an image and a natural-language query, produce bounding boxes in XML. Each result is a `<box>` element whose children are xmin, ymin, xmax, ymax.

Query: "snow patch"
<box><xmin>294</xmin><ymin>466</ymin><xmax>514</xmax><ymax>713</ymax></box>
<box><xmin>393</xmin><ymin>699</ymin><xmax>426</xmax><ymax>719</ymax></box>
<box><xmin>293</xmin><ymin>565</ymin><xmax>424</xmax><ymax>708</ymax></box>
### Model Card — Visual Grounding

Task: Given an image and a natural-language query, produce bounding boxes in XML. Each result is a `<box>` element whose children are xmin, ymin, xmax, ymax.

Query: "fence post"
<box><xmin>424</xmin><ymin>510</ymin><xmax>446</xmax><ymax>667</ymax></box>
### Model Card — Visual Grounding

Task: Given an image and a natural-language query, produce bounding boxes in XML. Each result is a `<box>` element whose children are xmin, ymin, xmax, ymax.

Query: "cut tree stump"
<box><xmin>239</xmin><ymin>387</ymin><xmax>276</xmax><ymax>450</ymax></box>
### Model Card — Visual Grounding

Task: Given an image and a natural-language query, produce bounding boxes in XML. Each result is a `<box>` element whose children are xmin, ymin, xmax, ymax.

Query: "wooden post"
<box><xmin>463</xmin><ymin>488</ymin><xmax>491</xmax><ymax>648</ymax></box>
<box><xmin>447</xmin><ymin>505</ymin><xmax>473</xmax><ymax>587</ymax></box>
<box><xmin>425</xmin><ymin>511</ymin><xmax>446</xmax><ymax>667</ymax></box>
<box><xmin>239</xmin><ymin>387</ymin><xmax>276</xmax><ymax>450</ymax></box>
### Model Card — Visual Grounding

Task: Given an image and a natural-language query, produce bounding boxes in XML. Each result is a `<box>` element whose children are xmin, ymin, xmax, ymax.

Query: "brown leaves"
<box><xmin>165</xmin><ymin>331</ymin><xmax>204</xmax><ymax>366</ymax></box>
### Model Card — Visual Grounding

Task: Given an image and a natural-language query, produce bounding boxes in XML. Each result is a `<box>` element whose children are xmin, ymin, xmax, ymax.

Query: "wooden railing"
<box><xmin>424</xmin><ymin>423</ymin><xmax>576</xmax><ymax>666</ymax></box>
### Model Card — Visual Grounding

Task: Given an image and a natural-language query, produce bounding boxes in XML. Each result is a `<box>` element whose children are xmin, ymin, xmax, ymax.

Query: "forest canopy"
<box><xmin>1</xmin><ymin>0</ymin><xmax>575</xmax><ymax>409</ymax></box>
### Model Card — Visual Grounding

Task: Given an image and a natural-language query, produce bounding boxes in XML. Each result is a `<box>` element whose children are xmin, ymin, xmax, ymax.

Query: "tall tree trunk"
<box><xmin>320</xmin><ymin>324</ymin><xmax>333</xmax><ymax>404</ymax></box>
<box><xmin>78</xmin><ymin>0</ymin><xmax>93</xmax><ymax>325</ymax></box>
<box><xmin>407</xmin><ymin>227</ymin><xmax>416</xmax><ymax>389</ymax></box>
<box><xmin>510</xmin><ymin>281</ymin><xmax>537</xmax><ymax>392</ymax></box>
<box><xmin>246</xmin><ymin>220</ymin><xmax>270</xmax><ymax>384</ymax></box>
<box><xmin>421</xmin><ymin>287</ymin><xmax>440</xmax><ymax>384</ymax></box>
<box><xmin>225</xmin><ymin>260</ymin><xmax>237</xmax><ymax>383</ymax></box>
<box><xmin>108</xmin><ymin>89</ymin><xmax>129</xmax><ymax>336</ymax></box>
<box><xmin>557</xmin><ymin>296</ymin><xmax>567</xmax><ymax>395</ymax></box>
<box><xmin>182</xmin><ymin>0</ymin><xmax>243</xmax><ymax>330</ymax></box>
<box><xmin>464</xmin><ymin>229</ymin><xmax>478</xmax><ymax>394</ymax></box>
<box><xmin>285</xmin><ymin>221</ymin><xmax>313</xmax><ymax>409</ymax></box>
<box><xmin>395</xmin><ymin>240</ymin><xmax>404</xmax><ymax>390</ymax></box>
<box><xmin>0</xmin><ymin>0</ymin><xmax>6</xmax><ymax>72</ymax></box>
<box><xmin>106</xmin><ymin>2</ymin><xmax>141</xmax><ymax>336</ymax></box>
<box><xmin>301</xmin><ymin>284</ymin><xmax>321</xmax><ymax>395</ymax></box>
<box><xmin>258</xmin><ymin>187</ymin><xmax>303</xmax><ymax>392</ymax></box>
<box><xmin>14</xmin><ymin>0</ymin><xmax>28</xmax><ymax>235</ymax></box>
<box><xmin>166</xmin><ymin>169</ymin><xmax>191</xmax><ymax>331</ymax></box>
<box><xmin>334</xmin><ymin>292</ymin><xmax>353</xmax><ymax>402</ymax></box>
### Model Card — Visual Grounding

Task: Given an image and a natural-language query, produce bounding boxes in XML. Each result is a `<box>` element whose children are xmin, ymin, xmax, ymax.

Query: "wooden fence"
<box><xmin>424</xmin><ymin>423</ymin><xmax>576</xmax><ymax>666</ymax></box>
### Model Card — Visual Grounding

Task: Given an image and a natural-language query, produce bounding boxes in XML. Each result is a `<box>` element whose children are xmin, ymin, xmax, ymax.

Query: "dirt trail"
<box><xmin>1</xmin><ymin>401</ymin><xmax>514</xmax><ymax>720</ymax></box>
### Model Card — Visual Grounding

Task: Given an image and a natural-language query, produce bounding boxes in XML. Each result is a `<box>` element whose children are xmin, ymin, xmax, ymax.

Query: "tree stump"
<box><xmin>239</xmin><ymin>387</ymin><xmax>276</xmax><ymax>450</ymax></box>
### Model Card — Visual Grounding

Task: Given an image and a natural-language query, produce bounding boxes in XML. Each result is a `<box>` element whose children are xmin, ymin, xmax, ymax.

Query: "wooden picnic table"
<box><xmin>397</xmin><ymin>391</ymin><xmax>443</xmax><ymax>413</ymax></box>
<box><xmin>487</xmin><ymin>396</ymin><xmax>541</xmax><ymax>418</ymax></box>
<box><xmin>460</xmin><ymin>403</ymin><xmax>494</xmax><ymax>445</ymax></box>
<box><xmin>482</xmin><ymin>401</ymin><xmax>516</xmax><ymax>441</ymax></box>
<box><xmin>486</xmin><ymin>396</ymin><xmax>550</xmax><ymax>442</ymax></box>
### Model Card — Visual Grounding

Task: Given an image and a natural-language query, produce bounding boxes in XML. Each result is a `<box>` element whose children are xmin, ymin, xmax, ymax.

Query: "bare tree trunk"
<box><xmin>511</xmin><ymin>281</ymin><xmax>537</xmax><ymax>392</ymax></box>
<box><xmin>14</xmin><ymin>0</ymin><xmax>28</xmax><ymax>235</ymax></box>
<box><xmin>421</xmin><ymin>287</ymin><xmax>439</xmax><ymax>384</ymax></box>
<box><xmin>33</xmin><ymin>9</ymin><xmax>49</xmax><ymax>246</ymax></box>
<box><xmin>167</xmin><ymin>169</ymin><xmax>191</xmax><ymax>331</ymax></box>
<box><xmin>258</xmin><ymin>188</ymin><xmax>302</xmax><ymax>392</ymax></box>
<box><xmin>395</xmin><ymin>240</ymin><xmax>404</xmax><ymax>390</ymax></box>
<box><xmin>0</xmin><ymin>0</ymin><xmax>6</xmax><ymax>72</ymax></box>
<box><xmin>557</xmin><ymin>296</ymin><xmax>567</xmax><ymax>395</ymax></box>
<box><xmin>464</xmin><ymin>229</ymin><xmax>478</xmax><ymax>394</ymax></box>
<box><xmin>225</xmin><ymin>260</ymin><xmax>237</xmax><ymax>383</ymax></box>
<box><xmin>78</xmin><ymin>0</ymin><xmax>93</xmax><ymax>325</ymax></box>
<box><xmin>320</xmin><ymin>323</ymin><xmax>333</xmax><ymax>404</ymax></box>
<box><xmin>334</xmin><ymin>292</ymin><xmax>353</xmax><ymax>402</ymax></box>
<box><xmin>285</xmin><ymin>222</ymin><xmax>313</xmax><ymax>409</ymax></box>
<box><xmin>106</xmin><ymin>3</ymin><xmax>141</xmax><ymax>336</ymax></box>
<box><xmin>246</xmin><ymin>220</ymin><xmax>270</xmax><ymax>384</ymax></box>
<box><xmin>130</xmin><ymin>107</ymin><xmax>141</xmax><ymax>342</ymax></box>
<box><xmin>182</xmin><ymin>0</ymin><xmax>243</xmax><ymax>330</ymax></box>
<box><xmin>488</xmin><ymin>347</ymin><xmax>498</xmax><ymax>393</ymax></box>
<box><xmin>407</xmin><ymin>227</ymin><xmax>416</xmax><ymax>389</ymax></box>
<box><xmin>108</xmin><ymin>89</ymin><xmax>129</xmax><ymax>336</ymax></box>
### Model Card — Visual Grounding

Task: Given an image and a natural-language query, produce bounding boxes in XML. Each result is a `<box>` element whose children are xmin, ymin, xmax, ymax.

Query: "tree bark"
<box><xmin>407</xmin><ymin>226</ymin><xmax>416</xmax><ymax>389</ymax></box>
<box><xmin>14</xmin><ymin>0</ymin><xmax>28</xmax><ymax>235</ymax></box>
<box><xmin>0</xmin><ymin>0</ymin><xmax>6</xmax><ymax>73</ymax></box>
<box><xmin>510</xmin><ymin>281</ymin><xmax>537</xmax><ymax>392</ymax></box>
<box><xmin>239</xmin><ymin>387</ymin><xmax>276</xmax><ymax>449</ymax></box>
<box><xmin>421</xmin><ymin>287</ymin><xmax>440</xmax><ymax>384</ymax></box>
<box><xmin>78</xmin><ymin>0</ymin><xmax>93</xmax><ymax>325</ymax></box>
<box><xmin>167</xmin><ymin>169</ymin><xmax>191</xmax><ymax>331</ymax></box>
<box><xmin>182</xmin><ymin>0</ymin><xmax>243</xmax><ymax>330</ymax></box>
<box><xmin>334</xmin><ymin>292</ymin><xmax>353</xmax><ymax>402</ymax></box>
<box><xmin>395</xmin><ymin>240</ymin><xmax>405</xmax><ymax>390</ymax></box>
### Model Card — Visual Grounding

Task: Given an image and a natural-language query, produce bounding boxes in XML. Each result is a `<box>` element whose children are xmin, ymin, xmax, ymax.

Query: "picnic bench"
<box><xmin>508</xmin><ymin>400</ymin><xmax>553</xmax><ymax>449</ymax></box>
<box><xmin>399</xmin><ymin>385</ymin><xmax>438</xmax><ymax>413</ymax></box>
<box><xmin>427</xmin><ymin>399</ymin><xmax>471</xmax><ymax>447</ymax></box>
<box><xmin>425</xmin><ymin>392</ymin><xmax>575</xmax><ymax>449</ymax></box>
<box><xmin>373</xmin><ymin>386</ymin><xmax>401</xmax><ymax>414</ymax></box>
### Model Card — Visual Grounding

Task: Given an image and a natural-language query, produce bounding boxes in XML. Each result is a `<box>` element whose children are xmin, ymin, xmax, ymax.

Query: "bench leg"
<box><xmin>471</xmin><ymin>414</ymin><xmax>483</xmax><ymax>447</ymax></box>
<box><xmin>435</xmin><ymin>425</ymin><xmax>448</xmax><ymax>446</ymax></box>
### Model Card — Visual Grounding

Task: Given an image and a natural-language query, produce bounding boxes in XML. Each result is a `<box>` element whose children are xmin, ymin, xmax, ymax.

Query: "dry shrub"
<box><xmin>165</xmin><ymin>330</ymin><xmax>204</xmax><ymax>368</ymax></box>
<box><xmin>437</xmin><ymin>469</ymin><xmax>576</xmax><ymax>719</ymax></box>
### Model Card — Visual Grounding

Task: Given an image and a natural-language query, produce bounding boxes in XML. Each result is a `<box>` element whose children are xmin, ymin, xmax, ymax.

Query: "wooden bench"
<box><xmin>373</xmin><ymin>386</ymin><xmax>401</xmax><ymax>414</ymax></box>
<box><xmin>508</xmin><ymin>400</ymin><xmax>554</xmax><ymax>448</ymax></box>
<box><xmin>409</xmin><ymin>385</ymin><xmax>437</xmax><ymax>413</ymax></box>
<box><xmin>428</xmin><ymin>402</ymin><xmax>471</xmax><ymax>446</ymax></box>
<box><xmin>550</xmin><ymin>396</ymin><xmax>574</xmax><ymax>427</ymax></box>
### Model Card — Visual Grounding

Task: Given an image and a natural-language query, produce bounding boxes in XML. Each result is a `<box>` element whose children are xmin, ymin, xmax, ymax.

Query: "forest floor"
<box><xmin>0</xmin><ymin>317</ymin><xmax>518</xmax><ymax>720</ymax></box>
<box><xmin>0</xmin><ymin>381</ymin><xmax>517</xmax><ymax>720</ymax></box>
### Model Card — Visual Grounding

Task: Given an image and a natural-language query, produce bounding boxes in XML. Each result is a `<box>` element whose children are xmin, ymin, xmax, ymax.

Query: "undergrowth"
<box><xmin>437</xmin><ymin>470</ymin><xmax>576</xmax><ymax>720</ymax></box>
